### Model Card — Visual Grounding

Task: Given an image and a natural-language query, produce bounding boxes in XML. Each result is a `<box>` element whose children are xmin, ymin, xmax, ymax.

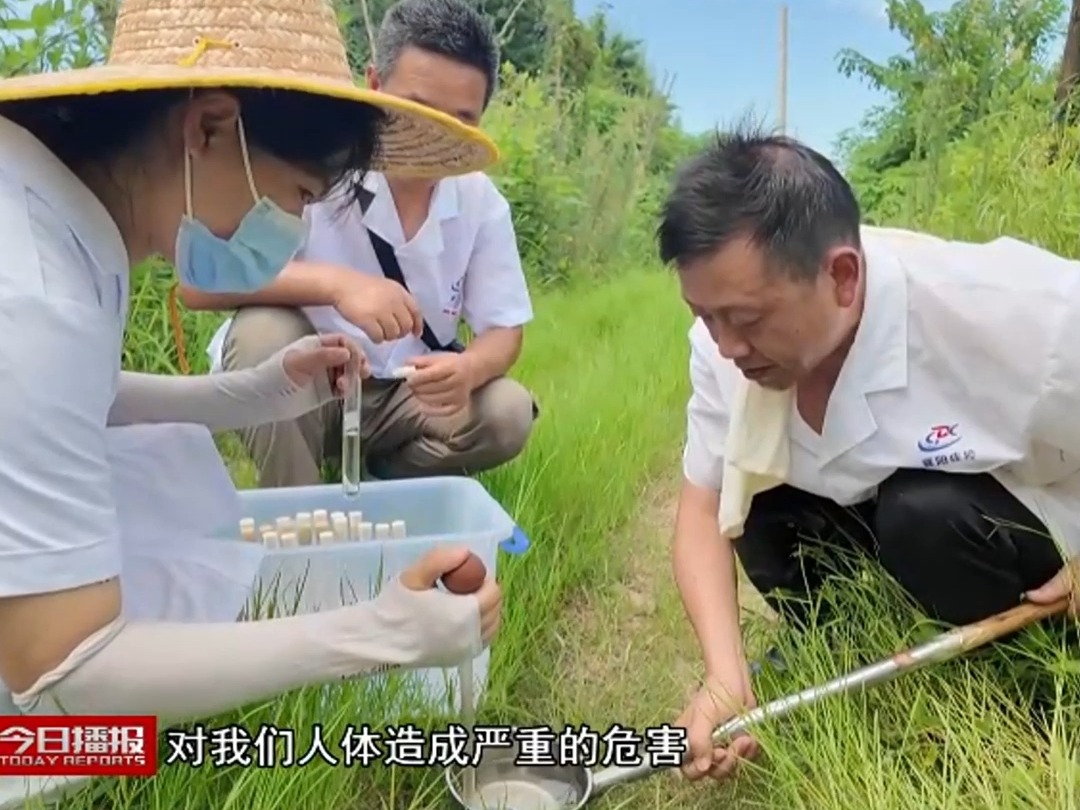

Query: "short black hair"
<box><xmin>656</xmin><ymin>121</ymin><xmax>862</xmax><ymax>281</ymax></box>
<box><xmin>375</xmin><ymin>0</ymin><xmax>500</xmax><ymax>107</ymax></box>
<box><xmin>0</xmin><ymin>88</ymin><xmax>385</xmax><ymax>210</ymax></box>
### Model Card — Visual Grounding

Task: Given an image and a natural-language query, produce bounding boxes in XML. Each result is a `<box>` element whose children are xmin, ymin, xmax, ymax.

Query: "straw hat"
<box><xmin>0</xmin><ymin>0</ymin><xmax>499</xmax><ymax>178</ymax></box>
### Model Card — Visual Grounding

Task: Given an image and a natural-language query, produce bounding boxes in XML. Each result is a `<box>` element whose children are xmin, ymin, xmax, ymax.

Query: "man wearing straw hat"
<box><xmin>182</xmin><ymin>0</ymin><xmax>538</xmax><ymax>488</ymax></box>
<box><xmin>0</xmin><ymin>0</ymin><xmax>501</xmax><ymax>803</ymax></box>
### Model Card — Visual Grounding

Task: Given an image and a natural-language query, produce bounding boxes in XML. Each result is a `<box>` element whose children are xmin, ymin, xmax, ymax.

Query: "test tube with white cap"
<box><xmin>295</xmin><ymin>512</ymin><xmax>313</xmax><ymax>545</ymax></box>
<box><xmin>331</xmin><ymin>513</ymin><xmax>349</xmax><ymax>542</ymax></box>
<box><xmin>374</xmin><ymin>523</ymin><xmax>391</xmax><ymax>541</ymax></box>
<box><xmin>390</xmin><ymin>520</ymin><xmax>407</xmax><ymax>540</ymax></box>
<box><xmin>318</xmin><ymin>530</ymin><xmax>335</xmax><ymax>546</ymax></box>
<box><xmin>262</xmin><ymin>530</ymin><xmax>280</xmax><ymax>549</ymax></box>
<box><xmin>239</xmin><ymin>518</ymin><xmax>256</xmax><ymax>542</ymax></box>
<box><xmin>342</xmin><ymin>365</ymin><xmax>362</xmax><ymax>497</ymax></box>
<box><xmin>348</xmin><ymin>511</ymin><xmax>364</xmax><ymax>541</ymax></box>
<box><xmin>359</xmin><ymin>522</ymin><xmax>374</xmax><ymax>542</ymax></box>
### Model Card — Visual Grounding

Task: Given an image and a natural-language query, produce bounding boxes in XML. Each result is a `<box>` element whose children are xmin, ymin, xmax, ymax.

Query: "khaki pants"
<box><xmin>221</xmin><ymin>306</ymin><xmax>537</xmax><ymax>488</ymax></box>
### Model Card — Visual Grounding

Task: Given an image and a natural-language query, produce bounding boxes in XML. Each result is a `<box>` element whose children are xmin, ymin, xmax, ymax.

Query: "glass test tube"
<box><xmin>342</xmin><ymin>366</ymin><xmax>362</xmax><ymax>496</ymax></box>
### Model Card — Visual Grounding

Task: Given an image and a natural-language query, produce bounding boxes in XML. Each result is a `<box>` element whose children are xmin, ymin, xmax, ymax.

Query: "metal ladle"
<box><xmin>445</xmin><ymin>598</ymin><xmax>1067</xmax><ymax>810</ymax></box>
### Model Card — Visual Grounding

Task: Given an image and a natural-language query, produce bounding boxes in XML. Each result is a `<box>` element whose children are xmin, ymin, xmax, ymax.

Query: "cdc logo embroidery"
<box><xmin>918</xmin><ymin>423</ymin><xmax>976</xmax><ymax>469</ymax></box>
<box><xmin>443</xmin><ymin>276</ymin><xmax>464</xmax><ymax>317</ymax></box>
<box><xmin>917</xmin><ymin>424</ymin><xmax>961</xmax><ymax>452</ymax></box>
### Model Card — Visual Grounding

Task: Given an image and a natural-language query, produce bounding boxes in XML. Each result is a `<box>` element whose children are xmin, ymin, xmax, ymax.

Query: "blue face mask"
<box><xmin>174</xmin><ymin>118</ymin><xmax>309</xmax><ymax>294</ymax></box>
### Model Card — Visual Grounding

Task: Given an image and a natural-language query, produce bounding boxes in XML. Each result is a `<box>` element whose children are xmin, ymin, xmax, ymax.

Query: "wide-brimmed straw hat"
<box><xmin>0</xmin><ymin>0</ymin><xmax>499</xmax><ymax>178</ymax></box>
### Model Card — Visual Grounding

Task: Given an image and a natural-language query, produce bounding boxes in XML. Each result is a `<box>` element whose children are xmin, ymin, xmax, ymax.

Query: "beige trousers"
<box><xmin>221</xmin><ymin>306</ymin><xmax>537</xmax><ymax>488</ymax></box>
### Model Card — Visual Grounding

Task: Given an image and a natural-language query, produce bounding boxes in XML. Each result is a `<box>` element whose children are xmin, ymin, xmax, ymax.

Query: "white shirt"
<box><xmin>207</xmin><ymin>171</ymin><xmax>534</xmax><ymax>378</ymax></box>
<box><xmin>0</xmin><ymin>115</ymin><xmax>128</xmax><ymax>596</ymax></box>
<box><xmin>0</xmin><ymin>116</ymin><xmax>267</xmax><ymax>611</ymax></box>
<box><xmin>684</xmin><ymin>225</ymin><xmax>1080</xmax><ymax>556</ymax></box>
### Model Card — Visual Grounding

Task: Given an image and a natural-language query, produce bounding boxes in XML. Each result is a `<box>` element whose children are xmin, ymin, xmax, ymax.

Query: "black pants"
<box><xmin>734</xmin><ymin>469</ymin><xmax>1065</xmax><ymax>628</ymax></box>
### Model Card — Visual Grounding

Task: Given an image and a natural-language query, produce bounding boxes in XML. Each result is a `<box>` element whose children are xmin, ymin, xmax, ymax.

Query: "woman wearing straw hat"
<box><xmin>0</xmin><ymin>0</ymin><xmax>501</xmax><ymax>748</ymax></box>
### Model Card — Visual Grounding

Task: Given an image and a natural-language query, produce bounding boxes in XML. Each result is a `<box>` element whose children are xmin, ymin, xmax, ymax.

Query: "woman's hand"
<box><xmin>366</xmin><ymin>546</ymin><xmax>501</xmax><ymax>670</ymax></box>
<box><xmin>282</xmin><ymin>333</ymin><xmax>371</xmax><ymax>396</ymax></box>
<box><xmin>400</xmin><ymin>546</ymin><xmax>501</xmax><ymax>647</ymax></box>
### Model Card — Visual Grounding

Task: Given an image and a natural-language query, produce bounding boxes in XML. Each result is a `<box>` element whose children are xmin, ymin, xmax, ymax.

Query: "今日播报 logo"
<box><xmin>918</xmin><ymin>423</ymin><xmax>960</xmax><ymax>453</ymax></box>
<box><xmin>0</xmin><ymin>716</ymin><xmax>157</xmax><ymax>777</ymax></box>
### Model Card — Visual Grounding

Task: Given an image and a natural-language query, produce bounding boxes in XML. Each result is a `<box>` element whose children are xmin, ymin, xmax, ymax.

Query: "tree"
<box><xmin>91</xmin><ymin>0</ymin><xmax>115</xmax><ymax>40</ymax></box>
<box><xmin>836</xmin><ymin>0</ymin><xmax>1065</xmax><ymax>173</ymax></box>
<box><xmin>1056</xmin><ymin>0</ymin><xmax>1080</xmax><ymax>109</ymax></box>
<box><xmin>0</xmin><ymin>0</ymin><xmax>108</xmax><ymax>76</ymax></box>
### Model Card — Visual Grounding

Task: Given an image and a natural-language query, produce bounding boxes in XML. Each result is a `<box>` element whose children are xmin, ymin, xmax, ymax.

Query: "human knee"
<box><xmin>222</xmin><ymin>306</ymin><xmax>316</xmax><ymax>371</ymax></box>
<box><xmin>874</xmin><ymin>470</ymin><xmax>966</xmax><ymax>554</ymax></box>
<box><xmin>464</xmin><ymin>379</ymin><xmax>535</xmax><ymax>460</ymax></box>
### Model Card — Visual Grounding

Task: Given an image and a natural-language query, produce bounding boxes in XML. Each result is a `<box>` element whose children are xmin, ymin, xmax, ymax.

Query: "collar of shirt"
<box><xmin>799</xmin><ymin>231</ymin><xmax>909</xmax><ymax>463</ymax></box>
<box><xmin>0</xmin><ymin>116</ymin><xmax>126</xmax><ymax>278</ymax></box>
<box><xmin>357</xmin><ymin>171</ymin><xmax>460</xmax><ymax>257</ymax></box>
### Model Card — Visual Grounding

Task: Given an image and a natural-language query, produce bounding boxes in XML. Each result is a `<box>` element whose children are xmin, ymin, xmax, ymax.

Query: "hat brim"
<box><xmin>0</xmin><ymin>65</ymin><xmax>500</xmax><ymax>179</ymax></box>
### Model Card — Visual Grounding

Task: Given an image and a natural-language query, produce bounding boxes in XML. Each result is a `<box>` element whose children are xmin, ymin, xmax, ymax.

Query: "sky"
<box><xmin>573</xmin><ymin>0</ymin><xmax>960</xmax><ymax>162</ymax></box>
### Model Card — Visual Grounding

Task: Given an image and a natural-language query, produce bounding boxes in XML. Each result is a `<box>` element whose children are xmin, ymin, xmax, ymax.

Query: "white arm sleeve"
<box><xmin>108</xmin><ymin>335</ymin><xmax>333</xmax><ymax>433</ymax></box>
<box><xmin>14</xmin><ymin>578</ymin><xmax>482</xmax><ymax>725</ymax></box>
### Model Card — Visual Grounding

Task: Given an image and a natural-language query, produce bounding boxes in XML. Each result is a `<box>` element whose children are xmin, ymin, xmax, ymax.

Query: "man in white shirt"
<box><xmin>657</xmin><ymin>125</ymin><xmax>1080</xmax><ymax>783</ymax></box>
<box><xmin>183</xmin><ymin>0</ymin><xmax>537</xmax><ymax>486</ymax></box>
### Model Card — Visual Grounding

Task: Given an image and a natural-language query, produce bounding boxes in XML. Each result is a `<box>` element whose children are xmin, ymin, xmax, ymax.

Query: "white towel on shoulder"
<box><xmin>719</xmin><ymin>377</ymin><xmax>793</xmax><ymax>538</ymax></box>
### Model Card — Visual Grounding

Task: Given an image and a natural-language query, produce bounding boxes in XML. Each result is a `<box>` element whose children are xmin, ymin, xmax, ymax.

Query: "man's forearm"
<box><xmin>672</xmin><ymin>480</ymin><xmax>746</xmax><ymax>678</ymax></box>
<box><xmin>464</xmin><ymin>326</ymin><xmax>523</xmax><ymax>387</ymax></box>
<box><xmin>177</xmin><ymin>262</ymin><xmax>344</xmax><ymax>312</ymax></box>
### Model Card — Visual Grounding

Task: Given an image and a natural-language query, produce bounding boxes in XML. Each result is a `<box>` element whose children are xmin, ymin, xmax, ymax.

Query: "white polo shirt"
<box><xmin>0</xmin><ymin>115</ymin><xmax>128</xmax><ymax>596</ymax></box>
<box><xmin>207</xmin><ymin>170</ymin><xmax>533</xmax><ymax>378</ymax></box>
<box><xmin>684</xmin><ymin>225</ymin><xmax>1080</xmax><ymax>556</ymax></box>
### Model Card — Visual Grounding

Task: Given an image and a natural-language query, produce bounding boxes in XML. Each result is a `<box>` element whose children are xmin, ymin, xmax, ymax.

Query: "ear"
<box><xmin>365</xmin><ymin>65</ymin><xmax>380</xmax><ymax>90</ymax></box>
<box><xmin>823</xmin><ymin>246</ymin><xmax>861</xmax><ymax>308</ymax></box>
<box><xmin>180</xmin><ymin>91</ymin><xmax>242</xmax><ymax>157</ymax></box>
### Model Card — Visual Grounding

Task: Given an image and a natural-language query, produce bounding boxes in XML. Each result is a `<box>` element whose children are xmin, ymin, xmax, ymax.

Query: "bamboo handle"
<box><xmin>959</xmin><ymin>597</ymin><xmax>1070</xmax><ymax>650</ymax></box>
<box><xmin>588</xmin><ymin>596</ymin><xmax>1070</xmax><ymax>796</ymax></box>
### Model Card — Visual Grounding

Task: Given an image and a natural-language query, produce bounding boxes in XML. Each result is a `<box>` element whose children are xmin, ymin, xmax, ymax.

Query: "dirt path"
<box><xmin>533</xmin><ymin>472</ymin><xmax>774</xmax><ymax>809</ymax></box>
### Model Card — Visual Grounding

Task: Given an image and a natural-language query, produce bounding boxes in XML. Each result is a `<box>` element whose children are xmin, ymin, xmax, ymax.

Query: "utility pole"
<box><xmin>778</xmin><ymin>3</ymin><xmax>789</xmax><ymax>135</ymax></box>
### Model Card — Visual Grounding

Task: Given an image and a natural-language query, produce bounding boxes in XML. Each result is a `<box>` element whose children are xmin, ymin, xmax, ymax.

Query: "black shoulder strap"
<box><xmin>367</xmin><ymin>229</ymin><xmax>457</xmax><ymax>353</ymax></box>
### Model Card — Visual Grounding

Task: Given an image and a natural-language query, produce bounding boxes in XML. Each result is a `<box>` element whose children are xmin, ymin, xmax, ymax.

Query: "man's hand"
<box><xmin>404</xmin><ymin>352</ymin><xmax>477</xmax><ymax>417</ymax></box>
<box><xmin>1026</xmin><ymin>555</ymin><xmax>1080</xmax><ymax>615</ymax></box>
<box><xmin>674</xmin><ymin>669</ymin><xmax>759</xmax><ymax>783</ymax></box>
<box><xmin>332</xmin><ymin>273</ymin><xmax>423</xmax><ymax>343</ymax></box>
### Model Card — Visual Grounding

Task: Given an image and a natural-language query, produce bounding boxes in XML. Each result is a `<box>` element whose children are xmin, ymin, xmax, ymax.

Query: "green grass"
<box><xmin>524</xmin><ymin>97</ymin><xmax>1080</xmax><ymax>810</ymax></box>
<box><xmin>50</xmin><ymin>267</ymin><xmax>692</xmax><ymax>810</ymax></box>
<box><xmin>42</xmin><ymin>72</ymin><xmax>1080</xmax><ymax>810</ymax></box>
<box><xmin>721</xmin><ymin>570</ymin><xmax>1080</xmax><ymax>809</ymax></box>
<box><xmin>528</xmin><ymin>523</ymin><xmax>1080</xmax><ymax>810</ymax></box>
<box><xmin>78</xmin><ymin>243</ymin><xmax>1080</xmax><ymax>810</ymax></box>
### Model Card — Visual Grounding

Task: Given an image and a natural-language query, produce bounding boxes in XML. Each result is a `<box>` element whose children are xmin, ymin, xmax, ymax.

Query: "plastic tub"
<box><xmin>0</xmin><ymin>476</ymin><xmax>528</xmax><ymax>809</ymax></box>
<box><xmin>222</xmin><ymin>475</ymin><xmax>528</xmax><ymax>713</ymax></box>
